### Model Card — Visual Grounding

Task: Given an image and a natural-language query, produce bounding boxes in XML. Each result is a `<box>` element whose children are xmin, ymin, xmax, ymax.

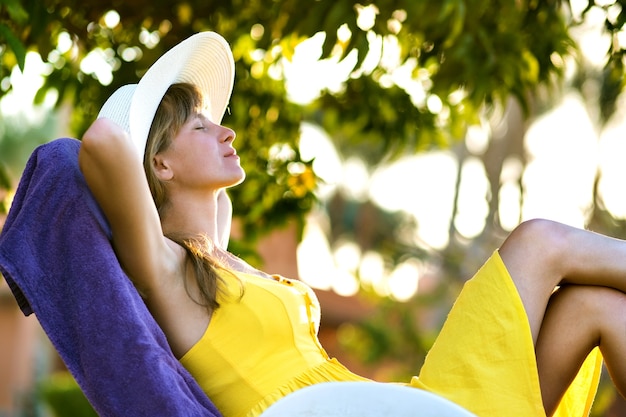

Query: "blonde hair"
<box><xmin>144</xmin><ymin>82</ymin><xmax>229</xmax><ymax>312</ymax></box>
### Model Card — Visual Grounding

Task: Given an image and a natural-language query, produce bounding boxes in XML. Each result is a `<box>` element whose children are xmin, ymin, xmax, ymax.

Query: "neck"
<box><xmin>160</xmin><ymin>189</ymin><xmax>220</xmax><ymax>244</ymax></box>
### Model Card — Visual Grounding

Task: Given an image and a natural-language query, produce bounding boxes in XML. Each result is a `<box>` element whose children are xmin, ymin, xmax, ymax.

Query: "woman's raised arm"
<box><xmin>78</xmin><ymin>117</ymin><xmax>179</xmax><ymax>294</ymax></box>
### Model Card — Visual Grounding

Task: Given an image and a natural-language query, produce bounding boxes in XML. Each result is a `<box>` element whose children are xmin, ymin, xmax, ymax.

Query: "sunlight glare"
<box><xmin>341</xmin><ymin>157</ymin><xmax>370</xmax><ymax>201</ymax></box>
<box><xmin>455</xmin><ymin>157</ymin><xmax>489</xmax><ymax>239</ymax></box>
<box><xmin>80</xmin><ymin>48</ymin><xmax>115</xmax><ymax>85</ymax></box>
<box><xmin>283</xmin><ymin>33</ymin><xmax>355</xmax><ymax>104</ymax></box>
<box><xmin>0</xmin><ymin>52</ymin><xmax>52</xmax><ymax>120</ymax></box>
<box><xmin>569</xmin><ymin>2</ymin><xmax>610</xmax><ymax>68</ymax></box>
<box><xmin>333</xmin><ymin>240</ymin><xmax>362</xmax><ymax>273</ymax></box>
<box><xmin>250</xmin><ymin>24</ymin><xmax>264</xmax><ymax>41</ymax></box>
<box><xmin>369</xmin><ymin>152</ymin><xmax>458</xmax><ymax>249</ymax></box>
<box><xmin>57</xmin><ymin>32</ymin><xmax>73</xmax><ymax>54</ymax></box>
<box><xmin>523</xmin><ymin>94</ymin><xmax>598</xmax><ymax>226</ymax></box>
<box><xmin>391</xmin><ymin>58</ymin><xmax>427</xmax><ymax>107</ymax></box>
<box><xmin>499</xmin><ymin>157</ymin><xmax>524</xmax><ymax>230</ymax></box>
<box><xmin>297</xmin><ymin>214</ymin><xmax>335</xmax><ymax>290</ymax></box>
<box><xmin>426</xmin><ymin>94</ymin><xmax>443</xmax><ymax>114</ymax></box>
<box><xmin>332</xmin><ymin>269</ymin><xmax>360</xmax><ymax>297</ymax></box>
<box><xmin>139</xmin><ymin>29</ymin><xmax>161</xmax><ymax>49</ymax></box>
<box><xmin>289</xmin><ymin>13</ymin><xmax>614</xmax><ymax>299</ymax></box>
<box><xmin>103</xmin><ymin>10</ymin><xmax>120</xmax><ymax>29</ymax></box>
<box><xmin>299</xmin><ymin>123</ymin><xmax>343</xmax><ymax>198</ymax></box>
<box><xmin>355</xmin><ymin>4</ymin><xmax>379</xmax><ymax>31</ymax></box>
<box><xmin>597</xmin><ymin>99</ymin><xmax>626</xmax><ymax>218</ymax></box>
<box><xmin>358</xmin><ymin>250</ymin><xmax>385</xmax><ymax>289</ymax></box>
<box><xmin>465</xmin><ymin>124</ymin><xmax>489</xmax><ymax>155</ymax></box>
<box><xmin>387</xmin><ymin>259</ymin><xmax>420</xmax><ymax>302</ymax></box>
<box><xmin>332</xmin><ymin>238</ymin><xmax>362</xmax><ymax>296</ymax></box>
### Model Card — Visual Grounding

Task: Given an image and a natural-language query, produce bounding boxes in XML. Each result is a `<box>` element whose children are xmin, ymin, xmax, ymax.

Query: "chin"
<box><xmin>232</xmin><ymin>171</ymin><xmax>246</xmax><ymax>186</ymax></box>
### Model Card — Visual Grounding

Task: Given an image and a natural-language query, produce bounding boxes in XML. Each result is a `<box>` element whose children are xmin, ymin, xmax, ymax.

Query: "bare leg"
<box><xmin>499</xmin><ymin>218</ymin><xmax>626</xmax><ymax>342</ymax></box>
<box><xmin>536</xmin><ymin>285</ymin><xmax>626</xmax><ymax>416</ymax></box>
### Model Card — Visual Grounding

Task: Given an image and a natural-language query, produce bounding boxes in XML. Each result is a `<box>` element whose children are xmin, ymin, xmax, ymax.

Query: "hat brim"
<box><xmin>99</xmin><ymin>32</ymin><xmax>235</xmax><ymax>158</ymax></box>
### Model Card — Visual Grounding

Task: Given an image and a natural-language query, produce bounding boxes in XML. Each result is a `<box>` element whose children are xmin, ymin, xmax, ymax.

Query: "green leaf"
<box><xmin>1</xmin><ymin>0</ymin><xmax>29</xmax><ymax>23</ymax></box>
<box><xmin>0</xmin><ymin>23</ymin><xmax>27</xmax><ymax>72</ymax></box>
<box><xmin>0</xmin><ymin>162</ymin><xmax>10</xmax><ymax>190</ymax></box>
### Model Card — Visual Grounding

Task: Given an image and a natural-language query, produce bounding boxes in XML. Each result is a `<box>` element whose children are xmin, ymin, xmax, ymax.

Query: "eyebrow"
<box><xmin>187</xmin><ymin>113</ymin><xmax>206</xmax><ymax>125</ymax></box>
<box><xmin>194</xmin><ymin>113</ymin><xmax>211</xmax><ymax>123</ymax></box>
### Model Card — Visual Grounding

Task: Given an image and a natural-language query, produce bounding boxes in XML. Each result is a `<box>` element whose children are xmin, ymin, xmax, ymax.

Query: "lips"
<box><xmin>224</xmin><ymin>148</ymin><xmax>238</xmax><ymax>158</ymax></box>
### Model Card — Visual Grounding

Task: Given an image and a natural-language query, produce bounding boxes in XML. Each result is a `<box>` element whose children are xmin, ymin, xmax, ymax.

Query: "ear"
<box><xmin>152</xmin><ymin>154</ymin><xmax>174</xmax><ymax>181</ymax></box>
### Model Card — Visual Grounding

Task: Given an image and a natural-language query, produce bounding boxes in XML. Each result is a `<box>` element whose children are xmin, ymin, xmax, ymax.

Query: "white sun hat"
<box><xmin>97</xmin><ymin>31</ymin><xmax>235</xmax><ymax>158</ymax></box>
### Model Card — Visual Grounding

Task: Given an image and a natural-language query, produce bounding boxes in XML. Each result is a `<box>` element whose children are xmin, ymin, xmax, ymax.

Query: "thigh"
<box><xmin>536</xmin><ymin>285</ymin><xmax>626</xmax><ymax>415</ymax></box>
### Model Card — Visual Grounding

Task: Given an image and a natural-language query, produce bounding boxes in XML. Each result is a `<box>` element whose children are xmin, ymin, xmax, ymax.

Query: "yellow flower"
<box><xmin>287</xmin><ymin>166</ymin><xmax>316</xmax><ymax>198</ymax></box>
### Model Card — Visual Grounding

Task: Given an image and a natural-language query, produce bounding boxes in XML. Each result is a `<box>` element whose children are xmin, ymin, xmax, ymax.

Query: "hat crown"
<box><xmin>97</xmin><ymin>84</ymin><xmax>138</xmax><ymax>149</ymax></box>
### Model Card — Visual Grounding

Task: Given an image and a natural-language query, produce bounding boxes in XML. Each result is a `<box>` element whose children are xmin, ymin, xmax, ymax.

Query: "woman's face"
<box><xmin>156</xmin><ymin>112</ymin><xmax>245</xmax><ymax>191</ymax></box>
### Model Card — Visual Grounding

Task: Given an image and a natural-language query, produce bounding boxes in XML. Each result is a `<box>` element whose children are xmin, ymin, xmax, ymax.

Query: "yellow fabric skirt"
<box><xmin>410</xmin><ymin>250</ymin><xmax>602</xmax><ymax>417</ymax></box>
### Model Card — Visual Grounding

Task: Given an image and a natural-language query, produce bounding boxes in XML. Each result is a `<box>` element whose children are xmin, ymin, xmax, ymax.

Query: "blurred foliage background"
<box><xmin>3</xmin><ymin>0</ymin><xmax>626</xmax><ymax>415</ymax></box>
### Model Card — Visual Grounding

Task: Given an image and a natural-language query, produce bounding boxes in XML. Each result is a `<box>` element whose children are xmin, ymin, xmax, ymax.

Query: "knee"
<box><xmin>553</xmin><ymin>285</ymin><xmax>626</xmax><ymax>329</ymax></box>
<box><xmin>501</xmin><ymin>219</ymin><xmax>570</xmax><ymax>260</ymax></box>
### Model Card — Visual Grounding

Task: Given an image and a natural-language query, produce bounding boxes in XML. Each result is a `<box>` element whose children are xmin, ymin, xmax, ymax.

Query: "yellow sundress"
<box><xmin>180</xmin><ymin>251</ymin><xmax>602</xmax><ymax>417</ymax></box>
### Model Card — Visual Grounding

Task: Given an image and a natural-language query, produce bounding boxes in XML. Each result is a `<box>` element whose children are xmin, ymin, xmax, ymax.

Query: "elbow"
<box><xmin>79</xmin><ymin>118</ymin><xmax>131</xmax><ymax>173</ymax></box>
<box><xmin>79</xmin><ymin>119</ymin><xmax>107</xmax><ymax>170</ymax></box>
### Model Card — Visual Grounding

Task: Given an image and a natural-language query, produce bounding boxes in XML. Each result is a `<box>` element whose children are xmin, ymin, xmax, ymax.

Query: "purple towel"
<box><xmin>0</xmin><ymin>138</ymin><xmax>221</xmax><ymax>417</ymax></box>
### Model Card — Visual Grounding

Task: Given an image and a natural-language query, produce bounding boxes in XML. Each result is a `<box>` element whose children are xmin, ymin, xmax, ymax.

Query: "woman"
<box><xmin>79</xmin><ymin>32</ymin><xmax>626</xmax><ymax>417</ymax></box>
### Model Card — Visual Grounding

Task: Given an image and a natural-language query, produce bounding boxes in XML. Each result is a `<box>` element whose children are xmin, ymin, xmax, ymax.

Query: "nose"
<box><xmin>221</xmin><ymin>126</ymin><xmax>236</xmax><ymax>143</ymax></box>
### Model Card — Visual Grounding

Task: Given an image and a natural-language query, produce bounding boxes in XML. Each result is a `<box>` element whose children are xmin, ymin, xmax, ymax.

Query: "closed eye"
<box><xmin>189</xmin><ymin>113</ymin><xmax>211</xmax><ymax>131</ymax></box>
